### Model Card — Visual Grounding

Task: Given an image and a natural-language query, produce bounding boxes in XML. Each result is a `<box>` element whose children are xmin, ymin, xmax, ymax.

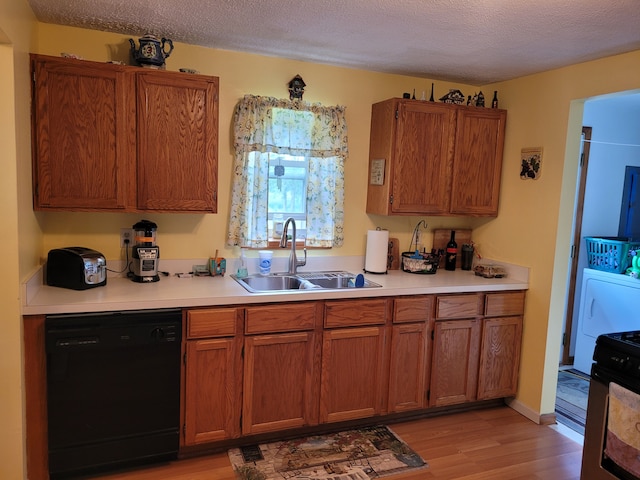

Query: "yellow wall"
<box><xmin>3</xmin><ymin>5</ymin><xmax>640</xmax><ymax>477</ymax></box>
<box><xmin>0</xmin><ymin>0</ymin><xmax>38</xmax><ymax>477</ymax></box>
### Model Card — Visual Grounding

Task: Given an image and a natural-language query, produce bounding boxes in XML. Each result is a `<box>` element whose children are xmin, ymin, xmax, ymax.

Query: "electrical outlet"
<box><xmin>120</xmin><ymin>228</ymin><xmax>134</xmax><ymax>248</ymax></box>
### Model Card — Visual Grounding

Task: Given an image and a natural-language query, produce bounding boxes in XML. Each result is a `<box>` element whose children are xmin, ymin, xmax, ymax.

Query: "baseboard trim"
<box><xmin>505</xmin><ymin>398</ymin><xmax>556</xmax><ymax>425</ymax></box>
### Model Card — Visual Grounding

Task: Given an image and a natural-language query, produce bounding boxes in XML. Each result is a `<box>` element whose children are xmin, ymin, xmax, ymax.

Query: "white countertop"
<box><xmin>22</xmin><ymin>256</ymin><xmax>529</xmax><ymax>315</ymax></box>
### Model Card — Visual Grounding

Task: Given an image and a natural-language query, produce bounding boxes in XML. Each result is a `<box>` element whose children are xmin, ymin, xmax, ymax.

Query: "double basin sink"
<box><xmin>232</xmin><ymin>271</ymin><xmax>382</xmax><ymax>293</ymax></box>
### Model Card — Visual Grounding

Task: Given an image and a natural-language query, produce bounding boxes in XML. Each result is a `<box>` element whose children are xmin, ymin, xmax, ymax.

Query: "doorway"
<box><xmin>618</xmin><ymin>166</ymin><xmax>640</xmax><ymax>239</ymax></box>
<box><xmin>560</xmin><ymin>92</ymin><xmax>640</xmax><ymax>370</ymax></box>
<box><xmin>554</xmin><ymin>93</ymin><xmax>640</xmax><ymax>434</ymax></box>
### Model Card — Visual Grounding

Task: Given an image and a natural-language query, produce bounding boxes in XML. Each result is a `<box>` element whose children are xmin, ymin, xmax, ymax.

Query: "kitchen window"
<box><xmin>227</xmin><ymin>95</ymin><xmax>348</xmax><ymax>249</ymax></box>
<box><xmin>267</xmin><ymin>153</ymin><xmax>308</xmax><ymax>238</ymax></box>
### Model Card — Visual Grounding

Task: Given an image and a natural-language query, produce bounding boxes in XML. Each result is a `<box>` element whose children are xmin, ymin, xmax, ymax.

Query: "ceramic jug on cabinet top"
<box><xmin>129</xmin><ymin>34</ymin><xmax>174</xmax><ymax>67</ymax></box>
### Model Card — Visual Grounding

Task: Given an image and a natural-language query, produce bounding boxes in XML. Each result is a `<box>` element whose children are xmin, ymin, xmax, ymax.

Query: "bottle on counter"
<box><xmin>491</xmin><ymin>91</ymin><xmax>499</xmax><ymax>108</ymax></box>
<box><xmin>445</xmin><ymin>230</ymin><xmax>457</xmax><ymax>271</ymax></box>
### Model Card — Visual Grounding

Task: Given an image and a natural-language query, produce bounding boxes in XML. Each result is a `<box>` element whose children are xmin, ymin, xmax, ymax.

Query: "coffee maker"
<box><xmin>131</xmin><ymin>220</ymin><xmax>160</xmax><ymax>283</ymax></box>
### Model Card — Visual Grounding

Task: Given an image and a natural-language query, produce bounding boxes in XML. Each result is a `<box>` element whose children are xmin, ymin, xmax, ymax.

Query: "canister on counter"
<box><xmin>210</xmin><ymin>257</ymin><xmax>226</xmax><ymax>276</ymax></box>
<box><xmin>461</xmin><ymin>244</ymin><xmax>474</xmax><ymax>271</ymax></box>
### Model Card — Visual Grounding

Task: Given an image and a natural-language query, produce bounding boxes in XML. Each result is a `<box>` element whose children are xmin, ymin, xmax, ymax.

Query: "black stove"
<box><xmin>593</xmin><ymin>331</ymin><xmax>640</xmax><ymax>381</ymax></box>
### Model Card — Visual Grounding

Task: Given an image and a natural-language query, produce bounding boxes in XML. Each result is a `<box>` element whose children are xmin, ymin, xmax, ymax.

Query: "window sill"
<box><xmin>264</xmin><ymin>239</ymin><xmax>329</xmax><ymax>250</ymax></box>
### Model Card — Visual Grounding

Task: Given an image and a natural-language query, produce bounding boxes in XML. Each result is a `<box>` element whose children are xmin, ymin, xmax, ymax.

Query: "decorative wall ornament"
<box><xmin>288</xmin><ymin>74</ymin><xmax>306</xmax><ymax>100</ymax></box>
<box><xmin>520</xmin><ymin>147</ymin><xmax>543</xmax><ymax>180</ymax></box>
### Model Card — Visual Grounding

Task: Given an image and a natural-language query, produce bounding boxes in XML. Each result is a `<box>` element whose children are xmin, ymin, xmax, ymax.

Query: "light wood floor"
<box><xmin>92</xmin><ymin>406</ymin><xmax>584</xmax><ymax>480</ymax></box>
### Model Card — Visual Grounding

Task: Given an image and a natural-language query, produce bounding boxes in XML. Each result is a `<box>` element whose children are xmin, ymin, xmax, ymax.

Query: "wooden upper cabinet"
<box><xmin>31</xmin><ymin>54</ymin><xmax>133</xmax><ymax>211</ymax></box>
<box><xmin>30</xmin><ymin>54</ymin><xmax>219</xmax><ymax>213</ymax></box>
<box><xmin>136</xmin><ymin>71</ymin><xmax>218</xmax><ymax>212</ymax></box>
<box><xmin>366</xmin><ymin>98</ymin><xmax>506</xmax><ymax>217</ymax></box>
<box><xmin>450</xmin><ymin>107</ymin><xmax>507</xmax><ymax>216</ymax></box>
<box><xmin>367</xmin><ymin>99</ymin><xmax>455</xmax><ymax>215</ymax></box>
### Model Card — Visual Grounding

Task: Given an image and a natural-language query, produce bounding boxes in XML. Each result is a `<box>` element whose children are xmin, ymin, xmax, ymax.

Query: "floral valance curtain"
<box><xmin>227</xmin><ymin>95</ymin><xmax>348</xmax><ymax>248</ymax></box>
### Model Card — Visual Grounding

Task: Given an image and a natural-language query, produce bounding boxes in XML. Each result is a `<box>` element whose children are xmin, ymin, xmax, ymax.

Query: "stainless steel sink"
<box><xmin>232</xmin><ymin>271</ymin><xmax>381</xmax><ymax>293</ymax></box>
<box><xmin>236</xmin><ymin>275</ymin><xmax>303</xmax><ymax>292</ymax></box>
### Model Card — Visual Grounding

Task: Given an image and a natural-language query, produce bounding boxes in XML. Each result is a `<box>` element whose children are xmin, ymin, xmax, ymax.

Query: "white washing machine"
<box><xmin>573</xmin><ymin>268</ymin><xmax>640</xmax><ymax>375</ymax></box>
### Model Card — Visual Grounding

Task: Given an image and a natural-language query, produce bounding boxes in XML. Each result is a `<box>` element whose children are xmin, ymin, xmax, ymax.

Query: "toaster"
<box><xmin>47</xmin><ymin>247</ymin><xmax>107</xmax><ymax>290</ymax></box>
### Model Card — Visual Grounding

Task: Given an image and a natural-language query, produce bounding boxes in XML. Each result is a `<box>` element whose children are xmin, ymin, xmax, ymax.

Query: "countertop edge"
<box><xmin>22</xmin><ymin>256</ymin><xmax>530</xmax><ymax>316</ymax></box>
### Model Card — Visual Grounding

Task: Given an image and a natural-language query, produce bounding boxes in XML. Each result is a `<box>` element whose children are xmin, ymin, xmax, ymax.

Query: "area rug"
<box><xmin>555</xmin><ymin>369</ymin><xmax>591</xmax><ymax>434</ymax></box>
<box><xmin>228</xmin><ymin>425</ymin><xmax>427</xmax><ymax>480</ymax></box>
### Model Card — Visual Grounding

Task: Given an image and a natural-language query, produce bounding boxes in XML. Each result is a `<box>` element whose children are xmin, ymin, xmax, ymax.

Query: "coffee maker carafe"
<box><xmin>131</xmin><ymin>220</ymin><xmax>160</xmax><ymax>282</ymax></box>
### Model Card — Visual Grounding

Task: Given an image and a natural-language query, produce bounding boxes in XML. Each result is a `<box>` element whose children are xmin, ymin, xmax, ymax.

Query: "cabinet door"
<box><xmin>477</xmin><ymin>316</ymin><xmax>523</xmax><ymax>399</ymax></box>
<box><xmin>367</xmin><ymin>99</ymin><xmax>455</xmax><ymax>215</ymax></box>
<box><xmin>391</xmin><ymin>102</ymin><xmax>455</xmax><ymax>215</ymax></box>
<box><xmin>243</xmin><ymin>331</ymin><xmax>319</xmax><ymax>435</ymax></box>
<box><xmin>31</xmin><ymin>55</ymin><xmax>133</xmax><ymax>210</ymax></box>
<box><xmin>136</xmin><ymin>71</ymin><xmax>218</xmax><ymax>212</ymax></box>
<box><xmin>184</xmin><ymin>337</ymin><xmax>241</xmax><ymax>444</ymax></box>
<box><xmin>388</xmin><ymin>323</ymin><xmax>429</xmax><ymax>412</ymax></box>
<box><xmin>450</xmin><ymin>108</ymin><xmax>506</xmax><ymax>216</ymax></box>
<box><xmin>430</xmin><ymin>319</ymin><xmax>481</xmax><ymax>407</ymax></box>
<box><xmin>320</xmin><ymin>326</ymin><xmax>387</xmax><ymax>423</ymax></box>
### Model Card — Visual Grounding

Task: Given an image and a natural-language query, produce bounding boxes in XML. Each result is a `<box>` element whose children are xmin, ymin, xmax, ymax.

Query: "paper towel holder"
<box><xmin>364</xmin><ymin>227</ymin><xmax>389</xmax><ymax>274</ymax></box>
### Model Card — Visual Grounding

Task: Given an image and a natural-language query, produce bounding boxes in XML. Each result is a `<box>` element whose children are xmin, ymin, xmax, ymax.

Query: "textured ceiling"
<box><xmin>28</xmin><ymin>0</ymin><xmax>640</xmax><ymax>85</ymax></box>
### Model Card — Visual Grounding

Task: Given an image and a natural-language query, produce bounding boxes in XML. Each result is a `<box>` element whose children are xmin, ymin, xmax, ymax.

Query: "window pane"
<box><xmin>268</xmin><ymin>177</ymin><xmax>306</xmax><ymax>213</ymax></box>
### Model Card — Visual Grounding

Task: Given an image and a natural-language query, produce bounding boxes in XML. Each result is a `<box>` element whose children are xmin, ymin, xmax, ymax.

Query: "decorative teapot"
<box><xmin>129</xmin><ymin>34</ymin><xmax>174</xmax><ymax>67</ymax></box>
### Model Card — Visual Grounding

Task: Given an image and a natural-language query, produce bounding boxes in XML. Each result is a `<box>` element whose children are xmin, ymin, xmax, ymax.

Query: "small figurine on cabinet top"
<box><xmin>475</xmin><ymin>91</ymin><xmax>485</xmax><ymax>107</ymax></box>
<box><xmin>439</xmin><ymin>89</ymin><xmax>465</xmax><ymax>105</ymax></box>
<box><xmin>288</xmin><ymin>75</ymin><xmax>306</xmax><ymax>100</ymax></box>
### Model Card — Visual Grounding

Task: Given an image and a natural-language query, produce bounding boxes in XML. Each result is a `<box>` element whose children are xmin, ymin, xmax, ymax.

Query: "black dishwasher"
<box><xmin>45</xmin><ymin>309</ymin><xmax>182</xmax><ymax>479</ymax></box>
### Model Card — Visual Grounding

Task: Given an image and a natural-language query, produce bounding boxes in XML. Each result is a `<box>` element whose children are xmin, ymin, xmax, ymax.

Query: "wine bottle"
<box><xmin>445</xmin><ymin>230</ymin><xmax>457</xmax><ymax>271</ymax></box>
<box><xmin>491</xmin><ymin>91</ymin><xmax>498</xmax><ymax>108</ymax></box>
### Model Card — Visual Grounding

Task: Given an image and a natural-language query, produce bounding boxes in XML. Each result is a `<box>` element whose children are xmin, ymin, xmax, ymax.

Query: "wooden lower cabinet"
<box><xmin>477</xmin><ymin>316</ymin><xmax>523</xmax><ymax>399</ymax></box>
<box><xmin>320</xmin><ymin>298</ymin><xmax>390</xmax><ymax>423</ymax></box>
<box><xmin>430</xmin><ymin>291</ymin><xmax>525</xmax><ymax>407</ymax></box>
<box><xmin>320</xmin><ymin>326</ymin><xmax>387</xmax><ymax>423</ymax></box>
<box><xmin>183</xmin><ymin>308</ymin><xmax>243</xmax><ymax>446</ymax></box>
<box><xmin>242</xmin><ymin>331</ymin><xmax>319</xmax><ymax>435</ymax></box>
<box><xmin>242</xmin><ymin>302</ymin><xmax>322</xmax><ymax>435</ymax></box>
<box><xmin>430</xmin><ymin>318</ymin><xmax>482</xmax><ymax>406</ymax></box>
<box><xmin>184</xmin><ymin>337</ymin><xmax>241</xmax><ymax>444</ymax></box>
<box><xmin>388</xmin><ymin>296</ymin><xmax>434</xmax><ymax>412</ymax></box>
<box><xmin>180</xmin><ymin>291</ymin><xmax>523</xmax><ymax>450</ymax></box>
<box><xmin>388</xmin><ymin>322</ymin><xmax>429</xmax><ymax>411</ymax></box>
<box><xmin>478</xmin><ymin>291</ymin><xmax>525</xmax><ymax>399</ymax></box>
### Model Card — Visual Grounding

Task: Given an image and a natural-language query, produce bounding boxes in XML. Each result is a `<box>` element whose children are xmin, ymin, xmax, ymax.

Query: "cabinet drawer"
<box><xmin>245</xmin><ymin>302</ymin><xmax>319</xmax><ymax>334</ymax></box>
<box><xmin>187</xmin><ymin>308</ymin><xmax>240</xmax><ymax>338</ymax></box>
<box><xmin>394</xmin><ymin>296</ymin><xmax>434</xmax><ymax>323</ymax></box>
<box><xmin>324</xmin><ymin>298</ymin><xmax>388</xmax><ymax>327</ymax></box>
<box><xmin>435</xmin><ymin>293</ymin><xmax>483</xmax><ymax>319</ymax></box>
<box><xmin>484</xmin><ymin>291</ymin><xmax>526</xmax><ymax>317</ymax></box>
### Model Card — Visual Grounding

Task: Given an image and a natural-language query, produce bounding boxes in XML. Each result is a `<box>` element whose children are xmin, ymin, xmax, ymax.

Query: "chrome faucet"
<box><xmin>279</xmin><ymin>217</ymin><xmax>307</xmax><ymax>274</ymax></box>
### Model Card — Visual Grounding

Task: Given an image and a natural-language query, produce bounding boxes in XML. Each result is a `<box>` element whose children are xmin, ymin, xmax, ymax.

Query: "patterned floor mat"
<box><xmin>228</xmin><ymin>425</ymin><xmax>428</xmax><ymax>480</ymax></box>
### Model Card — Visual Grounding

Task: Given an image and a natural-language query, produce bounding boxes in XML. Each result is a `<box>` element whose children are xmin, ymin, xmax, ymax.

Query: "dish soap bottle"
<box><xmin>445</xmin><ymin>230</ymin><xmax>457</xmax><ymax>271</ymax></box>
<box><xmin>237</xmin><ymin>248</ymin><xmax>248</xmax><ymax>278</ymax></box>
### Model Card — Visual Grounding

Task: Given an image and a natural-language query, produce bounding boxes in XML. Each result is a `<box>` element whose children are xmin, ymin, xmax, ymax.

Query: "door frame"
<box><xmin>562</xmin><ymin>126</ymin><xmax>592</xmax><ymax>365</ymax></box>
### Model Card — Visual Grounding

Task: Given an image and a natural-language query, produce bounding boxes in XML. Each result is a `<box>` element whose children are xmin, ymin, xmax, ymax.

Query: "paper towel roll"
<box><xmin>365</xmin><ymin>229</ymin><xmax>389</xmax><ymax>273</ymax></box>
